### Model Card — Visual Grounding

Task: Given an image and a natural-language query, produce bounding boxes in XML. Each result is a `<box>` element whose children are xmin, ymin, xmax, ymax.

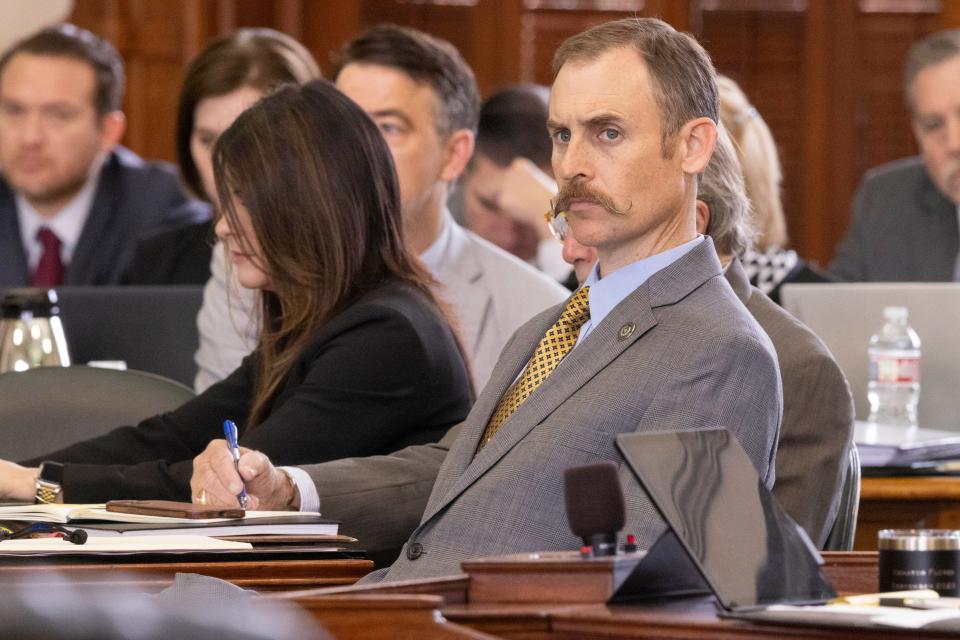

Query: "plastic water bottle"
<box><xmin>867</xmin><ymin>306</ymin><xmax>921</xmax><ymax>430</ymax></box>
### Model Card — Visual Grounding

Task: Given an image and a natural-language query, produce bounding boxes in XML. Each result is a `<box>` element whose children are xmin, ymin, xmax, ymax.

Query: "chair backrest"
<box><xmin>0</xmin><ymin>366</ymin><xmax>195</xmax><ymax>462</ymax></box>
<box><xmin>53</xmin><ymin>286</ymin><xmax>204</xmax><ymax>387</ymax></box>
<box><xmin>823</xmin><ymin>443</ymin><xmax>861</xmax><ymax>551</ymax></box>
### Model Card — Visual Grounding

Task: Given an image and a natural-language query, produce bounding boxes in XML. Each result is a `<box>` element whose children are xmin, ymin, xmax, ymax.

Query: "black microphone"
<box><xmin>64</xmin><ymin>528</ymin><xmax>88</xmax><ymax>545</ymax></box>
<box><xmin>564</xmin><ymin>461</ymin><xmax>625</xmax><ymax>556</ymax></box>
<box><xmin>1</xmin><ymin>522</ymin><xmax>88</xmax><ymax>545</ymax></box>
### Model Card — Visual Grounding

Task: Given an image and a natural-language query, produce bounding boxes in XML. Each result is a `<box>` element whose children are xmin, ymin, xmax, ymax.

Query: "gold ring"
<box><xmin>198</xmin><ymin>489</ymin><xmax>207</xmax><ymax>505</ymax></box>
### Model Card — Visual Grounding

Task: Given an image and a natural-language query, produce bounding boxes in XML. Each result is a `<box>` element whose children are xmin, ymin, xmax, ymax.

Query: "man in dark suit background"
<box><xmin>0</xmin><ymin>24</ymin><xmax>206</xmax><ymax>287</ymax></box>
<box><xmin>830</xmin><ymin>29</ymin><xmax>960</xmax><ymax>281</ymax></box>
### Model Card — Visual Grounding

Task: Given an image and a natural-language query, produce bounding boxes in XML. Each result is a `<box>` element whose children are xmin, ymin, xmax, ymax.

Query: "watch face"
<box><xmin>39</xmin><ymin>462</ymin><xmax>64</xmax><ymax>485</ymax></box>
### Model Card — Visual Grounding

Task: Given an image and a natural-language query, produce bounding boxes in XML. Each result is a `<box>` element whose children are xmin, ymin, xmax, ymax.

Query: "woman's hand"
<box><xmin>0</xmin><ymin>461</ymin><xmax>39</xmax><ymax>502</ymax></box>
<box><xmin>191</xmin><ymin>440</ymin><xmax>299</xmax><ymax>510</ymax></box>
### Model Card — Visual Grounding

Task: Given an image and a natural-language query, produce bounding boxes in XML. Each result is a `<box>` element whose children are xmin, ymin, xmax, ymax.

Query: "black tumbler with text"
<box><xmin>878</xmin><ymin>529</ymin><xmax>960</xmax><ymax>596</ymax></box>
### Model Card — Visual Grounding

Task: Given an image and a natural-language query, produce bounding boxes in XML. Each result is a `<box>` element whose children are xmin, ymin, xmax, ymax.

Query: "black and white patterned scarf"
<box><xmin>742</xmin><ymin>247</ymin><xmax>799</xmax><ymax>296</ymax></box>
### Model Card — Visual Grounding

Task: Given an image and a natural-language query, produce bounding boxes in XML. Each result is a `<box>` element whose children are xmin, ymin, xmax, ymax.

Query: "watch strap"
<box><xmin>35</xmin><ymin>462</ymin><xmax>64</xmax><ymax>504</ymax></box>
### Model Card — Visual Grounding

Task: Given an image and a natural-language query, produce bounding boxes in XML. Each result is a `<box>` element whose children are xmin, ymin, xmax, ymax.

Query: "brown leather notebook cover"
<box><xmin>106</xmin><ymin>500</ymin><xmax>244</xmax><ymax>519</ymax></box>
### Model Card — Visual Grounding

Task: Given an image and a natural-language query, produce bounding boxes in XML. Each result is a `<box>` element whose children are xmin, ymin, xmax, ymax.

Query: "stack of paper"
<box><xmin>0</xmin><ymin>503</ymin><xmax>338</xmax><ymax>537</ymax></box>
<box><xmin>855</xmin><ymin>422</ymin><xmax>960</xmax><ymax>467</ymax></box>
<box><xmin>0</xmin><ymin>535</ymin><xmax>252</xmax><ymax>554</ymax></box>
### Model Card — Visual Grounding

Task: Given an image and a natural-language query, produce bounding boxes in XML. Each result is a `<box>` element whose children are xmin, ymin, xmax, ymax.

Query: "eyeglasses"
<box><xmin>544</xmin><ymin>209</ymin><xmax>569</xmax><ymax>242</ymax></box>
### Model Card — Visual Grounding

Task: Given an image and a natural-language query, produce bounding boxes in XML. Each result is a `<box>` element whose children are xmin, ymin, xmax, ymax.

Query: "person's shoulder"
<box><xmin>656</xmin><ymin>271</ymin><xmax>776</xmax><ymax>368</ymax></box>
<box><xmin>108</xmin><ymin>145</ymin><xmax>180</xmax><ymax>182</ymax></box>
<box><xmin>745</xmin><ymin>285</ymin><xmax>834</xmax><ymax>361</ymax></box>
<box><xmin>105</xmin><ymin>148</ymin><xmax>208</xmax><ymax>228</ymax></box>
<box><xmin>331</xmin><ymin>280</ymin><xmax>446</xmax><ymax>333</ymax></box>
<box><xmin>458</xmin><ymin>226</ymin><xmax>569</xmax><ymax>301</ymax></box>
<box><xmin>861</xmin><ymin>155</ymin><xmax>928</xmax><ymax>191</ymax></box>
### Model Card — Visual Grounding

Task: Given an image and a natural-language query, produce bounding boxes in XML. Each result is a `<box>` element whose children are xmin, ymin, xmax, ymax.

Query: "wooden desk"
<box><xmin>278</xmin><ymin>552</ymin><xmax>918</xmax><ymax>640</ymax></box>
<box><xmin>856</xmin><ymin>475</ymin><xmax>960</xmax><ymax>550</ymax></box>
<box><xmin>0</xmin><ymin>550</ymin><xmax>372</xmax><ymax>591</ymax></box>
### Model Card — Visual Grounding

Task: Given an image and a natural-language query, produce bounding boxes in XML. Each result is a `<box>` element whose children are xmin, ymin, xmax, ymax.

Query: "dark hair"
<box><xmin>553</xmin><ymin>17</ymin><xmax>718</xmax><ymax>155</ymax></box>
<box><xmin>335</xmin><ymin>23</ymin><xmax>479</xmax><ymax>136</ymax></box>
<box><xmin>473</xmin><ymin>84</ymin><xmax>552</xmax><ymax>172</ymax></box>
<box><xmin>904</xmin><ymin>29</ymin><xmax>960</xmax><ymax>112</ymax></box>
<box><xmin>177</xmin><ymin>28</ymin><xmax>321</xmax><ymax>200</ymax></box>
<box><xmin>213</xmin><ymin>79</ymin><xmax>446</xmax><ymax>427</ymax></box>
<box><xmin>0</xmin><ymin>23</ymin><xmax>123</xmax><ymax>117</ymax></box>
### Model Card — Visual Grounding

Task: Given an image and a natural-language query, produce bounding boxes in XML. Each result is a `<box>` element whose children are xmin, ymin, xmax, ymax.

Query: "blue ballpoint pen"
<box><xmin>222</xmin><ymin>419</ymin><xmax>249</xmax><ymax>509</ymax></box>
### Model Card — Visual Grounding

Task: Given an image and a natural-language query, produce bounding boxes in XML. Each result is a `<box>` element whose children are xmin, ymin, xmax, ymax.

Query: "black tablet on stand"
<box><xmin>613</xmin><ymin>428</ymin><xmax>836</xmax><ymax>610</ymax></box>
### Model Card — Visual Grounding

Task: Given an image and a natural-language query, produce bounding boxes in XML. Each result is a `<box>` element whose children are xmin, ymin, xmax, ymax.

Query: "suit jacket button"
<box><xmin>406</xmin><ymin>542</ymin><xmax>424</xmax><ymax>560</ymax></box>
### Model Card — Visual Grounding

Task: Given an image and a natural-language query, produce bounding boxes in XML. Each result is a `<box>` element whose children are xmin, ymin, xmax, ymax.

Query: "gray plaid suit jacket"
<box><xmin>357</xmin><ymin>237</ymin><xmax>783</xmax><ymax>582</ymax></box>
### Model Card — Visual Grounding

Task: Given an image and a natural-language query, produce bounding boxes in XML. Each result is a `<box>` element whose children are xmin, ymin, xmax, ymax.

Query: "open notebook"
<box><xmin>0</xmin><ymin>535</ymin><xmax>252</xmax><ymax>553</ymax></box>
<box><xmin>0</xmin><ymin>503</ymin><xmax>338</xmax><ymax>537</ymax></box>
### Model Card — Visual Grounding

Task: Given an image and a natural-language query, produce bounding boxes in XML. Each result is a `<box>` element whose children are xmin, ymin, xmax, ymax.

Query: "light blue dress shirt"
<box><xmin>576</xmin><ymin>235</ymin><xmax>704</xmax><ymax>344</ymax></box>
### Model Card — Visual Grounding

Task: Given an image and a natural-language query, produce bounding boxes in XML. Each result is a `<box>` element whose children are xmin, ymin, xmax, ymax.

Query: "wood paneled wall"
<box><xmin>66</xmin><ymin>0</ymin><xmax>960</xmax><ymax>265</ymax></box>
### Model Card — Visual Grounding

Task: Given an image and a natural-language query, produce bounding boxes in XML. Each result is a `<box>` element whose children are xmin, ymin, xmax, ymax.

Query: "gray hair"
<box><xmin>904</xmin><ymin>29</ymin><xmax>960</xmax><ymax>112</ymax></box>
<box><xmin>700</xmin><ymin>125</ymin><xmax>756</xmax><ymax>257</ymax></box>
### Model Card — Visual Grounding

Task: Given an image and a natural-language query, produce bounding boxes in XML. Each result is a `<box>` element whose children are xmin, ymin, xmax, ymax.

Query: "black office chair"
<box><xmin>823</xmin><ymin>443</ymin><xmax>861</xmax><ymax>551</ymax></box>
<box><xmin>0</xmin><ymin>366</ymin><xmax>195</xmax><ymax>461</ymax></box>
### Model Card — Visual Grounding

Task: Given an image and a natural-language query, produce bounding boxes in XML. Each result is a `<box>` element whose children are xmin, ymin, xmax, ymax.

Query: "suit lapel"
<box><xmin>68</xmin><ymin>155</ymin><xmax>119</xmax><ymax>285</ymax></box>
<box><xmin>433</xmin><ymin>305</ymin><xmax>557</xmax><ymax>492</ymax></box>
<box><xmin>0</xmin><ymin>184</ymin><xmax>29</xmax><ymax>286</ymax></box>
<box><xmin>433</xmin><ymin>222</ymin><xmax>491</xmax><ymax>359</ymax></box>
<box><xmin>422</xmin><ymin>238</ymin><xmax>724</xmax><ymax>523</ymax></box>
<box><xmin>917</xmin><ymin>172</ymin><xmax>959</xmax><ymax>277</ymax></box>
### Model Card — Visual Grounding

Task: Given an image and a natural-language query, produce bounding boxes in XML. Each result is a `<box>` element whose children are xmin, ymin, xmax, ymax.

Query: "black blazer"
<box><xmin>24</xmin><ymin>280</ymin><xmax>473</xmax><ymax>502</ymax></box>
<box><xmin>0</xmin><ymin>147</ymin><xmax>209</xmax><ymax>286</ymax></box>
<box><xmin>122</xmin><ymin>219</ymin><xmax>214</xmax><ymax>285</ymax></box>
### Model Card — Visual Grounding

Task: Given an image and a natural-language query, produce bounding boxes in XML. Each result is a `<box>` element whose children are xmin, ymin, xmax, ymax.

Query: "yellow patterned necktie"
<box><xmin>478</xmin><ymin>286</ymin><xmax>591</xmax><ymax>451</ymax></box>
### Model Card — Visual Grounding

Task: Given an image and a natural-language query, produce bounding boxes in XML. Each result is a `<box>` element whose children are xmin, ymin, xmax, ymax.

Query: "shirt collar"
<box><xmin>418</xmin><ymin>208</ymin><xmax>454</xmax><ymax>276</ymax></box>
<box><xmin>17</xmin><ymin>154</ymin><xmax>105</xmax><ymax>269</ymax></box>
<box><xmin>579</xmin><ymin>235</ymin><xmax>704</xmax><ymax>339</ymax></box>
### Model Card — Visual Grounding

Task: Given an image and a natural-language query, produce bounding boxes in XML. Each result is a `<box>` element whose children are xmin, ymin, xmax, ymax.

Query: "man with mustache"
<box><xmin>192</xmin><ymin>17</ymin><xmax>783</xmax><ymax>581</ymax></box>
<box><xmin>0</xmin><ymin>25</ymin><xmax>206</xmax><ymax>287</ymax></box>
<box><xmin>831</xmin><ymin>29</ymin><xmax>960</xmax><ymax>281</ymax></box>
<box><xmin>563</xmin><ymin>129</ymin><xmax>854</xmax><ymax>548</ymax></box>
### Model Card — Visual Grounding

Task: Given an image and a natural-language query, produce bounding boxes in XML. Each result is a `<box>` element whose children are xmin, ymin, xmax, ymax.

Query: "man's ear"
<box><xmin>439</xmin><ymin>128</ymin><xmax>475</xmax><ymax>183</ymax></box>
<box><xmin>695</xmin><ymin>199</ymin><xmax>710</xmax><ymax>236</ymax></box>
<box><xmin>678</xmin><ymin>117</ymin><xmax>717</xmax><ymax>176</ymax></box>
<box><xmin>98</xmin><ymin>111</ymin><xmax>126</xmax><ymax>152</ymax></box>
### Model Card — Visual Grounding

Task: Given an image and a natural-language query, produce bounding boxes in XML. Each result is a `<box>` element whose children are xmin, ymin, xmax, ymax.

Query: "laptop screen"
<box><xmin>616</xmin><ymin>429</ymin><xmax>836</xmax><ymax>610</ymax></box>
<box><xmin>55</xmin><ymin>286</ymin><xmax>203</xmax><ymax>387</ymax></box>
<box><xmin>782</xmin><ymin>282</ymin><xmax>960</xmax><ymax>431</ymax></box>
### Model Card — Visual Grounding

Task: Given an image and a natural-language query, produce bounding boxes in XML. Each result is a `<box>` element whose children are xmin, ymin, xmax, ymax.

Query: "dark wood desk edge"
<box><xmin>0</xmin><ymin>558</ymin><xmax>373</xmax><ymax>591</ymax></box>
<box><xmin>275</xmin><ymin>552</ymin><xmax>890</xmax><ymax>639</ymax></box>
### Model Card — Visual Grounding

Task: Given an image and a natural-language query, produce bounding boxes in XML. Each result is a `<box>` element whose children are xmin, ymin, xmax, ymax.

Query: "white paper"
<box><xmin>0</xmin><ymin>534</ymin><xmax>252</xmax><ymax>553</ymax></box>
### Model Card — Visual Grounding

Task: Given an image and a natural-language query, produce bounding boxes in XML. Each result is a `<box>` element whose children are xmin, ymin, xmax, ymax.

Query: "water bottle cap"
<box><xmin>1</xmin><ymin>288</ymin><xmax>60</xmax><ymax>318</ymax></box>
<box><xmin>883</xmin><ymin>306</ymin><xmax>908</xmax><ymax>321</ymax></box>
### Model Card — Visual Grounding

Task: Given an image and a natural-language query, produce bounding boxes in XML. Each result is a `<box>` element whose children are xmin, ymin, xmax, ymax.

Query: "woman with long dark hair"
<box><xmin>0</xmin><ymin>79</ymin><xmax>473</xmax><ymax>503</ymax></box>
<box><xmin>122</xmin><ymin>28</ymin><xmax>322</xmax><ymax>390</ymax></box>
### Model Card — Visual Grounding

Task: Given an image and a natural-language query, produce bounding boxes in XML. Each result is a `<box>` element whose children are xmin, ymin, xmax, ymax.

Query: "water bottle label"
<box><xmin>870</xmin><ymin>355</ymin><xmax>921</xmax><ymax>384</ymax></box>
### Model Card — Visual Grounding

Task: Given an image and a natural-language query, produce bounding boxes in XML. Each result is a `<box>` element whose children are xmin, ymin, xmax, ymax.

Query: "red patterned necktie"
<box><xmin>32</xmin><ymin>227</ymin><xmax>65</xmax><ymax>286</ymax></box>
<box><xmin>477</xmin><ymin>286</ymin><xmax>591</xmax><ymax>451</ymax></box>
